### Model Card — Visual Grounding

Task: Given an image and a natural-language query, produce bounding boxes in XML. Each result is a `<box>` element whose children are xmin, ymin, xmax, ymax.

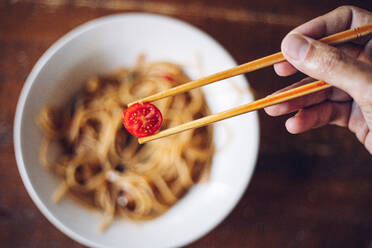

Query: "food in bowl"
<box><xmin>37</xmin><ymin>57</ymin><xmax>214</xmax><ymax>231</ymax></box>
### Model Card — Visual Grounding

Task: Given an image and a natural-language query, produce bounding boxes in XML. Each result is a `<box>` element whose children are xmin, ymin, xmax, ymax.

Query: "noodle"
<box><xmin>38</xmin><ymin>58</ymin><xmax>214</xmax><ymax>231</ymax></box>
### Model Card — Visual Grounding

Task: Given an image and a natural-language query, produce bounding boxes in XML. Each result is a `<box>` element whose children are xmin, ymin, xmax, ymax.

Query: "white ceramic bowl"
<box><xmin>14</xmin><ymin>13</ymin><xmax>259</xmax><ymax>248</ymax></box>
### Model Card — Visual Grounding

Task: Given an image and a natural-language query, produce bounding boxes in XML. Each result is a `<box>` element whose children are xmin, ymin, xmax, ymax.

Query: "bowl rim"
<box><xmin>13</xmin><ymin>12</ymin><xmax>260</xmax><ymax>248</ymax></box>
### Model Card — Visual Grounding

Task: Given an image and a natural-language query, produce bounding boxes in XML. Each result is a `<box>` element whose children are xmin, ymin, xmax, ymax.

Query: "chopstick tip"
<box><xmin>128</xmin><ymin>99</ymin><xmax>146</xmax><ymax>107</ymax></box>
<box><xmin>127</xmin><ymin>101</ymin><xmax>136</xmax><ymax>107</ymax></box>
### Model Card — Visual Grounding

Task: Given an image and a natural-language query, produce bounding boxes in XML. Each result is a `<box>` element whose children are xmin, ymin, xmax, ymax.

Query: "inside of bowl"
<box><xmin>17</xmin><ymin>14</ymin><xmax>259</xmax><ymax>248</ymax></box>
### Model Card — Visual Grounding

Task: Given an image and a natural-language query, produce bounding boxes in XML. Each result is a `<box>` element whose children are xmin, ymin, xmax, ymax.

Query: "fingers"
<box><xmin>273</xmin><ymin>6</ymin><xmax>372</xmax><ymax>77</ymax></box>
<box><xmin>291</xmin><ymin>6</ymin><xmax>372</xmax><ymax>42</ymax></box>
<box><xmin>347</xmin><ymin>102</ymin><xmax>372</xmax><ymax>154</ymax></box>
<box><xmin>285</xmin><ymin>101</ymin><xmax>351</xmax><ymax>134</ymax></box>
<box><xmin>281</xmin><ymin>33</ymin><xmax>372</xmax><ymax>107</ymax></box>
<box><xmin>273</xmin><ymin>62</ymin><xmax>297</xmax><ymax>76</ymax></box>
<box><xmin>265</xmin><ymin>88</ymin><xmax>329</xmax><ymax>117</ymax></box>
<box><xmin>359</xmin><ymin>40</ymin><xmax>372</xmax><ymax>63</ymax></box>
<box><xmin>364</xmin><ymin>133</ymin><xmax>372</xmax><ymax>154</ymax></box>
<box><xmin>265</xmin><ymin>78</ymin><xmax>329</xmax><ymax>116</ymax></box>
<box><xmin>274</xmin><ymin>41</ymin><xmax>364</xmax><ymax>77</ymax></box>
<box><xmin>264</xmin><ymin>78</ymin><xmax>350</xmax><ymax>116</ymax></box>
<box><xmin>348</xmin><ymin>101</ymin><xmax>369</xmax><ymax>143</ymax></box>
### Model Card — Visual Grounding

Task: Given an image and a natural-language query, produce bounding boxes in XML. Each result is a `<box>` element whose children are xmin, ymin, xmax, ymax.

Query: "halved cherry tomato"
<box><xmin>123</xmin><ymin>102</ymin><xmax>163</xmax><ymax>138</ymax></box>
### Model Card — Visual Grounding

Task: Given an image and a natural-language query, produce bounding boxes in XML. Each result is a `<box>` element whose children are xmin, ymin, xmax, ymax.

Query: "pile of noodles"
<box><xmin>38</xmin><ymin>57</ymin><xmax>214</xmax><ymax>231</ymax></box>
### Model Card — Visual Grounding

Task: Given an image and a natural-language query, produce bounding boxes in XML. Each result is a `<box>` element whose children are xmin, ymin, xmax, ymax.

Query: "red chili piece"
<box><xmin>162</xmin><ymin>74</ymin><xmax>174</xmax><ymax>82</ymax></box>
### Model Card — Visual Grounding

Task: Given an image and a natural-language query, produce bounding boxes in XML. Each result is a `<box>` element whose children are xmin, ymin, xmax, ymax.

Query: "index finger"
<box><xmin>274</xmin><ymin>6</ymin><xmax>372</xmax><ymax>77</ymax></box>
<box><xmin>293</xmin><ymin>6</ymin><xmax>372</xmax><ymax>43</ymax></box>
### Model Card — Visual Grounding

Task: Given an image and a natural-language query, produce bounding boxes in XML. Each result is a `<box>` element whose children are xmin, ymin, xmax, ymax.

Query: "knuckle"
<box><xmin>335</xmin><ymin>5</ymin><xmax>356</xmax><ymax>14</ymax></box>
<box><xmin>358</xmin><ymin>94</ymin><xmax>372</xmax><ymax>112</ymax></box>
<box><xmin>336</xmin><ymin>5</ymin><xmax>352</xmax><ymax>12</ymax></box>
<box><xmin>352</xmin><ymin>68</ymin><xmax>372</xmax><ymax>108</ymax></box>
<box><xmin>312</xmin><ymin>45</ymin><xmax>345</xmax><ymax>73</ymax></box>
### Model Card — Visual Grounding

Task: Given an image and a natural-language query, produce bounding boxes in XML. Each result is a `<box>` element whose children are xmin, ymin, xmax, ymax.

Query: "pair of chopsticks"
<box><xmin>129</xmin><ymin>24</ymin><xmax>372</xmax><ymax>144</ymax></box>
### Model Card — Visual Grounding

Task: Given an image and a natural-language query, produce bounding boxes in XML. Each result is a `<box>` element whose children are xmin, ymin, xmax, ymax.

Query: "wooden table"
<box><xmin>1</xmin><ymin>0</ymin><xmax>372</xmax><ymax>247</ymax></box>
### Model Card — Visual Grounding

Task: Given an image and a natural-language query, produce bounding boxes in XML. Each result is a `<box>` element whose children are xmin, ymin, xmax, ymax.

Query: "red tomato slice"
<box><xmin>123</xmin><ymin>102</ymin><xmax>163</xmax><ymax>138</ymax></box>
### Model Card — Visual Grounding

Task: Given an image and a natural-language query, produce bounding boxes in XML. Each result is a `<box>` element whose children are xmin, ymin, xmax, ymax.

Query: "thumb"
<box><xmin>281</xmin><ymin>33</ymin><xmax>372</xmax><ymax>107</ymax></box>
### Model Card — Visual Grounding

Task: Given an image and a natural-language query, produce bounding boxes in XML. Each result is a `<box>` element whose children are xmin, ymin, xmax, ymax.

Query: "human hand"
<box><xmin>264</xmin><ymin>6</ymin><xmax>372</xmax><ymax>153</ymax></box>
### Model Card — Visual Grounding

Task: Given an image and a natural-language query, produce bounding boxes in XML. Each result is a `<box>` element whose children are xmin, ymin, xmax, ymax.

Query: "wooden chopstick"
<box><xmin>129</xmin><ymin>24</ymin><xmax>372</xmax><ymax>106</ymax></box>
<box><xmin>135</xmin><ymin>24</ymin><xmax>372</xmax><ymax>143</ymax></box>
<box><xmin>138</xmin><ymin>80</ymin><xmax>331</xmax><ymax>144</ymax></box>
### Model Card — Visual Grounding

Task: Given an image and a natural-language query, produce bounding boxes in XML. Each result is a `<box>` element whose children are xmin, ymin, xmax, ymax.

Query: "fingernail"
<box><xmin>282</xmin><ymin>33</ymin><xmax>310</xmax><ymax>61</ymax></box>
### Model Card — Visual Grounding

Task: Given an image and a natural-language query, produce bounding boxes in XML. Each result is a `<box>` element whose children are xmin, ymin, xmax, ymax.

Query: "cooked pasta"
<box><xmin>38</xmin><ymin>57</ymin><xmax>214</xmax><ymax>231</ymax></box>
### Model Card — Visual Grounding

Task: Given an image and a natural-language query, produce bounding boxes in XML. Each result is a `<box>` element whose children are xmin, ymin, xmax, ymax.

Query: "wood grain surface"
<box><xmin>1</xmin><ymin>0</ymin><xmax>372</xmax><ymax>247</ymax></box>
